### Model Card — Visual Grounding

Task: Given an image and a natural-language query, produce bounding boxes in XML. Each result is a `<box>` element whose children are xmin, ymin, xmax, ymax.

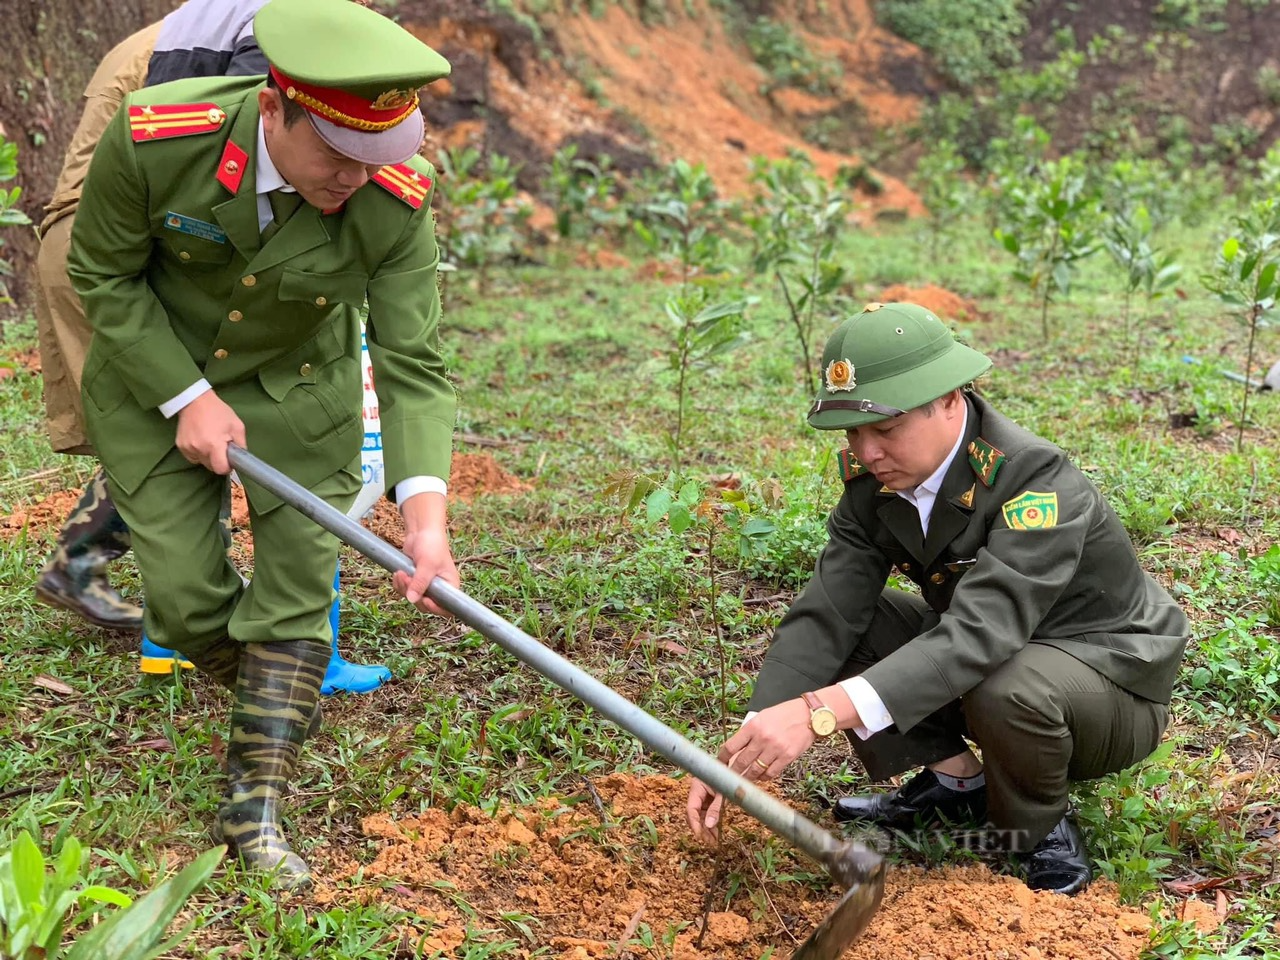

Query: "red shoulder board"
<box><xmin>130</xmin><ymin>103</ymin><xmax>227</xmax><ymax>142</ymax></box>
<box><xmin>371</xmin><ymin>163</ymin><xmax>431</xmax><ymax>209</ymax></box>
<box><xmin>838</xmin><ymin>448</ymin><xmax>866</xmax><ymax>482</ymax></box>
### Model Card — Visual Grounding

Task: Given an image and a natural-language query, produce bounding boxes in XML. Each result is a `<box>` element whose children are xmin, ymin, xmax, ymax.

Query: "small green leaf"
<box><xmin>79</xmin><ymin>885</ymin><xmax>133</xmax><ymax>908</ymax></box>
<box><xmin>12</xmin><ymin>831</ymin><xmax>46</xmax><ymax>911</ymax></box>
<box><xmin>645</xmin><ymin>489</ymin><xmax>673</xmax><ymax>526</ymax></box>
<box><xmin>668</xmin><ymin>504</ymin><xmax>693</xmax><ymax>535</ymax></box>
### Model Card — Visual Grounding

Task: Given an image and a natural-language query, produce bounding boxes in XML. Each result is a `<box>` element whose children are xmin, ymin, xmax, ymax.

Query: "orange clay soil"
<box><xmin>552</xmin><ymin>0</ymin><xmax>925</xmax><ymax>214</ymax></box>
<box><xmin>318</xmin><ymin>773</ymin><xmax>1153</xmax><ymax>960</ymax></box>
<box><xmin>876</xmin><ymin>285</ymin><xmax>986</xmax><ymax>323</ymax></box>
<box><xmin>3</xmin><ymin>453</ymin><xmax>527</xmax><ymax>547</ymax></box>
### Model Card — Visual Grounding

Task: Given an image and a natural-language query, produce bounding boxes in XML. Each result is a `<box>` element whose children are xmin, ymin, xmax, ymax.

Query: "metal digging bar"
<box><xmin>228</xmin><ymin>444</ymin><xmax>886</xmax><ymax>958</ymax></box>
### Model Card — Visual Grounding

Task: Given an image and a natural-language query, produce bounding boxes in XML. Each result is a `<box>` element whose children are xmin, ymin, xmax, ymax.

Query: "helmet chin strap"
<box><xmin>808</xmin><ymin>398</ymin><xmax>906</xmax><ymax>419</ymax></box>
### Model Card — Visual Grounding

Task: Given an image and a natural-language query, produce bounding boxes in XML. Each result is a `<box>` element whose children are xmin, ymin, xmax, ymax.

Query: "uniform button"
<box><xmin>299</xmin><ymin>363</ymin><xmax>313</xmax><ymax>376</ymax></box>
<box><xmin>930</xmin><ymin>572</ymin><xmax>946</xmax><ymax>584</ymax></box>
<box><xmin>228</xmin><ymin>310</ymin><xmax>243</xmax><ymax>322</ymax></box>
<box><xmin>213</xmin><ymin>348</ymin><xmax>229</xmax><ymax>360</ymax></box>
<box><xmin>179</xmin><ymin>251</ymin><xmax>191</xmax><ymax>261</ymax></box>
<box><xmin>900</xmin><ymin>562</ymin><xmax>911</xmax><ymax>571</ymax></box>
<box><xmin>315</xmin><ymin>296</ymin><xmax>327</xmax><ymax>307</ymax></box>
<box><xmin>242</xmin><ymin>275</ymin><xmax>256</xmax><ymax>287</ymax></box>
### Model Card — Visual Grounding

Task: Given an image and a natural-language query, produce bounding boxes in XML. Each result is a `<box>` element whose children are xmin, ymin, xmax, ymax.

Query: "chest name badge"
<box><xmin>164</xmin><ymin>212</ymin><xmax>227</xmax><ymax>244</ymax></box>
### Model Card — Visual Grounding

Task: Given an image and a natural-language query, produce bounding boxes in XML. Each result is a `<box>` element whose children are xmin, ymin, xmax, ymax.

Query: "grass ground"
<box><xmin>1</xmin><ymin>213</ymin><xmax>1277</xmax><ymax>958</ymax></box>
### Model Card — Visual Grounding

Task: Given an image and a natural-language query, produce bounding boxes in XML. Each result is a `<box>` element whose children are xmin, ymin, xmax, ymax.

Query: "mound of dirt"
<box><xmin>323</xmin><ymin>773</ymin><xmax>1153</xmax><ymax>960</ymax></box>
<box><xmin>877</xmin><ymin>284</ymin><xmax>984</xmax><ymax>323</ymax></box>
<box><xmin>0</xmin><ymin>488</ymin><xmax>82</xmax><ymax>539</ymax></box>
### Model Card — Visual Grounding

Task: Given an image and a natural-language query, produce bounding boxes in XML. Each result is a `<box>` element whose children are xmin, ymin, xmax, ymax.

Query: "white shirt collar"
<box><xmin>897</xmin><ymin>401</ymin><xmax>969</xmax><ymax>509</ymax></box>
<box><xmin>255</xmin><ymin>118</ymin><xmax>294</xmax><ymax>194</ymax></box>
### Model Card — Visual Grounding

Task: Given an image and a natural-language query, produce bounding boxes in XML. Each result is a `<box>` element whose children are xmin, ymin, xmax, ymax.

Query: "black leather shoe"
<box><xmin>1021</xmin><ymin>816</ymin><xmax>1091</xmax><ymax>895</ymax></box>
<box><xmin>832</xmin><ymin>769</ymin><xmax>987</xmax><ymax>830</ymax></box>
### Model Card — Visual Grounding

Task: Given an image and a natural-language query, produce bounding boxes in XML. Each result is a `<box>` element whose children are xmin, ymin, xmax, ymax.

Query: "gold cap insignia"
<box><xmin>863</xmin><ymin>302</ymin><xmax>884</xmax><ymax>312</ymax></box>
<box><xmin>825</xmin><ymin>358</ymin><xmax>856</xmax><ymax>392</ymax></box>
<box><xmin>371</xmin><ymin>88</ymin><xmax>415</xmax><ymax>111</ymax></box>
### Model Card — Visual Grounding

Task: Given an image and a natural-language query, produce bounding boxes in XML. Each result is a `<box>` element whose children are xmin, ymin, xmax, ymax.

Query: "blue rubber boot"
<box><xmin>139</xmin><ymin>634</ymin><xmax>195</xmax><ymax>674</ymax></box>
<box><xmin>321</xmin><ymin>561</ymin><xmax>391</xmax><ymax>696</ymax></box>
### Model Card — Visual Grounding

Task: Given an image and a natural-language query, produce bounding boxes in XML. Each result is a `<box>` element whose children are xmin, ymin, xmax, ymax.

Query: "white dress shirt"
<box><xmin>748</xmin><ymin>405</ymin><xmax>970</xmax><ymax>737</ymax></box>
<box><xmin>158</xmin><ymin>120</ymin><xmax>445</xmax><ymax>504</ymax></box>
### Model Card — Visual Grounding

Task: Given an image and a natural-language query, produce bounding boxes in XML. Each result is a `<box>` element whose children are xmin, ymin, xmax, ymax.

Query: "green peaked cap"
<box><xmin>254</xmin><ymin>0</ymin><xmax>451</xmax><ymax>99</ymax></box>
<box><xmin>807</xmin><ymin>302</ymin><xmax>991</xmax><ymax>430</ymax></box>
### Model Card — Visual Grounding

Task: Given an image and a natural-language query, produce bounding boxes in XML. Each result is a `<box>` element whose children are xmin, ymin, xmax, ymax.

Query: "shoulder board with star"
<box><xmin>837</xmin><ymin>448</ymin><xmax>868</xmax><ymax>482</ymax></box>
<box><xmin>129</xmin><ymin>103</ymin><xmax>227</xmax><ymax>142</ymax></box>
<box><xmin>371</xmin><ymin>163</ymin><xmax>433</xmax><ymax>209</ymax></box>
<box><xmin>966</xmin><ymin>437</ymin><xmax>1007</xmax><ymax>487</ymax></box>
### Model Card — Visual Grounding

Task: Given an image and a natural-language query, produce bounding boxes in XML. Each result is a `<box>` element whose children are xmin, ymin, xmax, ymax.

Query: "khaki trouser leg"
<box><xmin>838</xmin><ymin>589</ymin><xmax>970</xmax><ymax>781</ymax></box>
<box><xmin>964</xmin><ymin>643</ymin><xmax>1168</xmax><ymax>848</ymax></box>
<box><xmin>35</xmin><ymin>215</ymin><xmax>94</xmax><ymax>455</ymax></box>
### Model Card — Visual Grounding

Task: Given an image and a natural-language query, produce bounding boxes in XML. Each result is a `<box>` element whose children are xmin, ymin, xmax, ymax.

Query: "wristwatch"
<box><xmin>802</xmin><ymin>692</ymin><xmax>838</xmax><ymax>737</ymax></box>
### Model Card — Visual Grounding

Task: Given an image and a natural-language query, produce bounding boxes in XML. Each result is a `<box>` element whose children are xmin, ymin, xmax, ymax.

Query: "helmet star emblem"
<box><xmin>825</xmin><ymin>359</ymin><xmax>856</xmax><ymax>392</ymax></box>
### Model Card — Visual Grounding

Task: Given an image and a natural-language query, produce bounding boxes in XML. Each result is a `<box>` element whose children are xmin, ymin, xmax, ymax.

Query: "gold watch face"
<box><xmin>811</xmin><ymin>708</ymin><xmax>837</xmax><ymax>737</ymax></box>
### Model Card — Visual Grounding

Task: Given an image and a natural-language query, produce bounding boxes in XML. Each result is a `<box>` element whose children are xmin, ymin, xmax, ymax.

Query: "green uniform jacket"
<box><xmin>68</xmin><ymin>76</ymin><xmax>454</xmax><ymax>511</ymax></box>
<box><xmin>747</xmin><ymin>395</ymin><xmax>1189</xmax><ymax>733</ymax></box>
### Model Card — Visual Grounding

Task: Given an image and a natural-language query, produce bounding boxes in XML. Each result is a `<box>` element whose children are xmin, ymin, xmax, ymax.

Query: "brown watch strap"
<box><xmin>802</xmin><ymin>691</ymin><xmax>824</xmax><ymax>712</ymax></box>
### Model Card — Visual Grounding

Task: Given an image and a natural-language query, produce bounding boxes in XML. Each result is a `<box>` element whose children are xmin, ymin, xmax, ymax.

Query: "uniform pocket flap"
<box><xmin>160</xmin><ymin>231</ymin><xmax>233</xmax><ymax>266</ymax></box>
<box><xmin>258</xmin><ymin>322</ymin><xmax>346</xmax><ymax>402</ymax></box>
<box><xmin>278</xmin><ymin>268</ymin><xmax>368</xmax><ymax>308</ymax></box>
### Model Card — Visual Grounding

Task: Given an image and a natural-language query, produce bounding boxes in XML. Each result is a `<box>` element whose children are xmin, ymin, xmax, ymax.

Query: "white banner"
<box><xmin>347</xmin><ymin>328</ymin><xmax>386</xmax><ymax>520</ymax></box>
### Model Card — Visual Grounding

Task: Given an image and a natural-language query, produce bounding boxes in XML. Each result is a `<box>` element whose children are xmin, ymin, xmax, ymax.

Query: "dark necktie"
<box><xmin>261</xmin><ymin>189</ymin><xmax>303</xmax><ymax>243</ymax></box>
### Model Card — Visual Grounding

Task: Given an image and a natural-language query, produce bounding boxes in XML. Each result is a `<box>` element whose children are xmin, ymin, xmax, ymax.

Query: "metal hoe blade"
<box><xmin>228</xmin><ymin>445</ymin><xmax>886</xmax><ymax>959</ymax></box>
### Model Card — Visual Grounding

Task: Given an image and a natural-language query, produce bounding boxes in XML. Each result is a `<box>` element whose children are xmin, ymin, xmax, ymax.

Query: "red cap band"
<box><xmin>269</xmin><ymin>66</ymin><xmax>418</xmax><ymax>132</ymax></box>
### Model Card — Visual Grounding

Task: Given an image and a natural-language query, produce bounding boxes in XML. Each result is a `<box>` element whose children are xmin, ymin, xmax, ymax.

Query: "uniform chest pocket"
<box><xmin>159</xmin><ymin>231</ymin><xmax>234</xmax><ymax>267</ymax></box>
<box><xmin>259</xmin><ymin>322</ymin><xmax>349</xmax><ymax>402</ymax></box>
<box><xmin>278</xmin><ymin>268</ymin><xmax>368</xmax><ymax>311</ymax></box>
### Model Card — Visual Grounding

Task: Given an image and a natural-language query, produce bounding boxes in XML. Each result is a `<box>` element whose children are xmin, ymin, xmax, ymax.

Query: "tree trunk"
<box><xmin>2</xmin><ymin>0</ymin><xmax>174</xmax><ymax>319</ymax></box>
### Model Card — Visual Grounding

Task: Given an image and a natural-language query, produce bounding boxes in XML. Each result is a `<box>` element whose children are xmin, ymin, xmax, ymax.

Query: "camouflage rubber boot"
<box><xmin>35</xmin><ymin>469</ymin><xmax>142</xmax><ymax>632</ymax></box>
<box><xmin>215</xmin><ymin>639</ymin><xmax>328</xmax><ymax>890</ymax></box>
<box><xmin>186</xmin><ymin>637</ymin><xmax>245</xmax><ymax>691</ymax></box>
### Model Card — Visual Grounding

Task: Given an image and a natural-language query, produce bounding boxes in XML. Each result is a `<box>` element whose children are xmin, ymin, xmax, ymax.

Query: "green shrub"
<box><xmin>0</xmin><ymin>134</ymin><xmax>32</xmax><ymax>305</ymax></box>
<box><xmin>742</xmin><ymin>17</ymin><xmax>842</xmax><ymax>95</ymax></box>
<box><xmin>0</xmin><ymin>831</ymin><xmax>221</xmax><ymax>960</ymax></box>
<box><xmin>877</xmin><ymin>0</ymin><xmax>1027</xmax><ymax>88</ymax></box>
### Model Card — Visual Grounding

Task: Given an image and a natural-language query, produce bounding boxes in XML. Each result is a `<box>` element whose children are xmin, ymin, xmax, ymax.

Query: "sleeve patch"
<box><xmin>967</xmin><ymin>437</ymin><xmax>1006</xmax><ymax>487</ymax></box>
<box><xmin>130</xmin><ymin>103</ymin><xmax>226</xmax><ymax>142</ymax></box>
<box><xmin>1001</xmin><ymin>491</ymin><xmax>1059</xmax><ymax>530</ymax></box>
<box><xmin>371</xmin><ymin>163</ymin><xmax>432</xmax><ymax>209</ymax></box>
<box><xmin>838</xmin><ymin>448</ymin><xmax>865</xmax><ymax>482</ymax></box>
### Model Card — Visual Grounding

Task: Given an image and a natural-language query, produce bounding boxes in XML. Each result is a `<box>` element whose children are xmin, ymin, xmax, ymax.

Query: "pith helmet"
<box><xmin>807</xmin><ymin>302</ymin><xmax>991</xmax><ymax>430</ymax></box>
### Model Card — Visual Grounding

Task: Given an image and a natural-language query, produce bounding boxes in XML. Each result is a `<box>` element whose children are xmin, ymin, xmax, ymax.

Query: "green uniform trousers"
<box><xmin>106</xmin><ymin>447</ymin><xmax>360</xmax><ymax>657</ymax></box>
<box><xmin>842</xmin><ymin>589</ymin><xmax>1169</xmax><ymax>846</ymax></box>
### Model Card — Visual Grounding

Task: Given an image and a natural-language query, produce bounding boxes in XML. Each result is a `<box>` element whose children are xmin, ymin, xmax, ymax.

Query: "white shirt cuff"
<box><xmin>837</xmin><ymin>675</ymin><xmax>895</xmax><ymax>740</ymax></box>
<box><xmin>394</xmin><ymin>476</ymin><xmax>447</xmax><ymax>506</ymax></box>
<box><xmin>159</xmin><ymin>379</ymin><xmax>212</xmax><ymax>418</ymax></box>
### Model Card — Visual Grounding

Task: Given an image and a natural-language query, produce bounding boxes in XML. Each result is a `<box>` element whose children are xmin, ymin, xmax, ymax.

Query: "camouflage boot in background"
<box><xmin>35</xmin><ymin>469</ymin><xmax>142</xmax><ymax>631</ymax></box>
<box><xmin>214</xmin><ymin>639</ymin><xmax>328</xmax><ymax>889</ymax></box>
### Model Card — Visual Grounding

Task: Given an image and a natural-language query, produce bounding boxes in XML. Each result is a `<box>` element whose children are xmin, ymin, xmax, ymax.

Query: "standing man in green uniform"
<box><xmin>686</xmin><ymin>302</ymin><xmax>1188</xmax><ymax>895</ymax></box>
<box><xmin>69</xmin><ymin>0</ymin><xmax>456</xmax><ymax>888</ymax></box>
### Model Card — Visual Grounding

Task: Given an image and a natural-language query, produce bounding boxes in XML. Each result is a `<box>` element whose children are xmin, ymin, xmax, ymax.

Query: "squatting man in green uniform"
<box><xmin>686</xmin><ymin>302</ymin><xmax>1189</xmax><ymax>895</ymax></box>
<box><xmin>68</xmin><ymin>0</ymin><xmax>457</xmax><ymax>888</ymax></box>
